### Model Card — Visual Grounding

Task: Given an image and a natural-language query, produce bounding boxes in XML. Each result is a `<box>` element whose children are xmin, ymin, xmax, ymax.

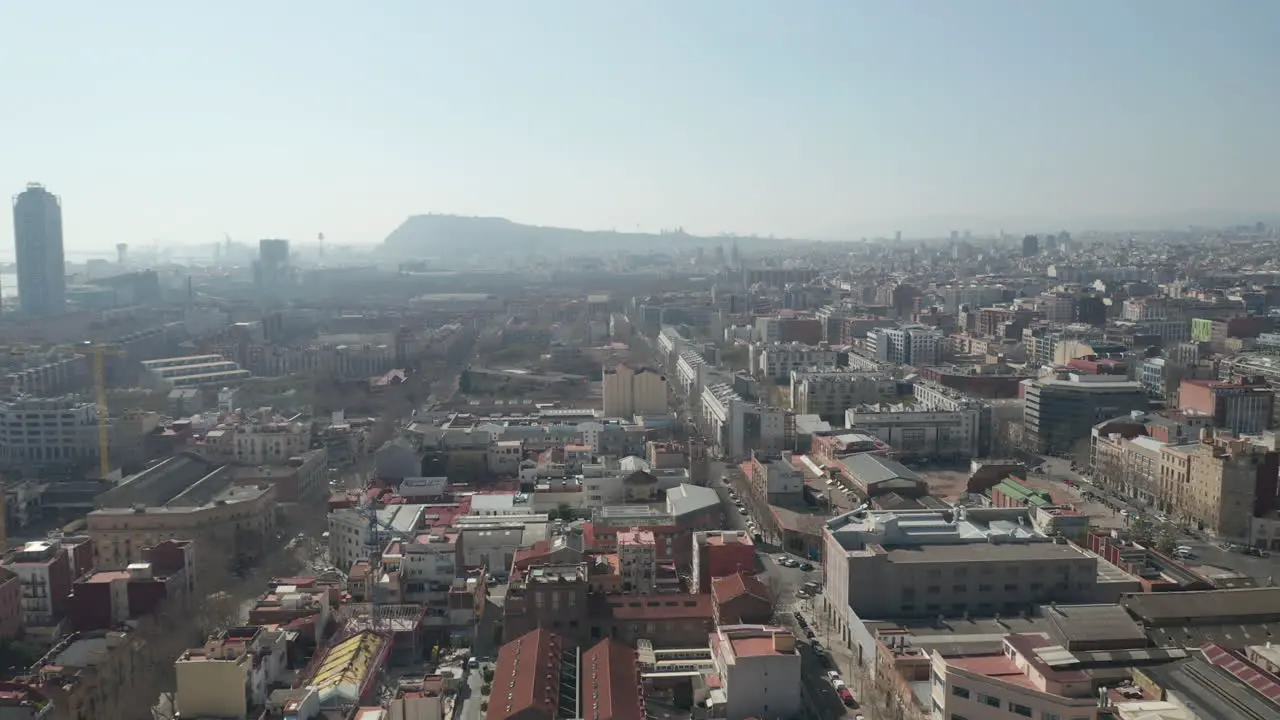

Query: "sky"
<box><xmin>2</xmin><ymin>1</ymin><xmax>1278</xmax><ymax>252</ymax></box>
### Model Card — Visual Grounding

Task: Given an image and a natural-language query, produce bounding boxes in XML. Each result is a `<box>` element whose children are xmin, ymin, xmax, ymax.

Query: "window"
<box><xmin>1042</xmin><ymin>713</ymin><xmax>1060</xmax><ymax>720</ymax></box>
<box><xmin>1009</xmin><ymin>702</ymin><xmax>1032</xmax><ymax>717</ymax></box>
<box><xmin>951</xmin><ymin>686</ymin><xmax>970</xmax><ymax>699</ymax></box>
<box><xmin>978</xmin><ymin>694</ymin><xmax>1000</xmax><ymax>708</ymax></box>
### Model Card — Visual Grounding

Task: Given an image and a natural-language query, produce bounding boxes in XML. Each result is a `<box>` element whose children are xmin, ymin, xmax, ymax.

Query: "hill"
<box><xmin>379</xmin><ymin>214</ymin><xmax>782</xmax><ymax>257</ymax></box>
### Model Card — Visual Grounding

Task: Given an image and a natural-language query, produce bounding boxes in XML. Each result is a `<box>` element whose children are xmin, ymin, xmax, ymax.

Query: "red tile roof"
<box><xmin>486</xmin><ymin>629</ymin><xmax>566</xmax><ymax>720</ymax></box>
<box><xmin>581</xmin><ymin>639</ymin><xmax>645</xmax><ymax>720</ymax></box>
<box><xmin>711</xmin><ymin>571</ymin><xmax>772</xmax><ymax>605</ymax></box>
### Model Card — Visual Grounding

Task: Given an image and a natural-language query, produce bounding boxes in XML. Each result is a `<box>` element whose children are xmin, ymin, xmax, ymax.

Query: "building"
<box><xmin>710</xmin><ymin>572</ymin><xmax>773</xmax><ymax>626</ymax></box>
<box><xmin>751</xmin><ymin>342</ymin><xmax>839</xmax><ymax>380</ymax></box>
<box><xmin>141</xmin><ymin>353</ymin><xmax>251</xmax><ymax>389</ymax></box>
<box><xmin>1185</xmin><ymin>431</ymin><xmax>1279</xmax><ymax>539</ymax></box>
<box><xmin>579</xmin><ymin>638</ymin><xmax>644</xmax><ymax>720</ymax></box>
<box><xmin>296</xmin><ymin>629</ymin><xmax>391</xmax><ymax>708</ymax></box>
<box><xmin>66</xmin><ymin>539</ymin><xmax>195</xmax><ymax>632</ymax></box>
<box><xmin>0</xmin><ymin>567</ymin><xmax>21</xmax><ymax>640</ymax></box>
<box><xmin>700</xmin><ymin>383</ymin><xmax>795</xmax><ymax>459</ymax></box>
<box><xmin>602</xmin><ymin>364</ymin><xmax>667</xmax><ymax>418</ymax></box>
<box><xmin>746</xmin><ymin>452</ymin><xmax>805</xmax><ymax>503</ymax></box>
<box><xmin>617</xmin><ymin>529</ymin><xmax>657</xmax><ymax>594</ymax></box>
<box><xmin>87</xmin><ymin>453</ymin><xmax>276</xmax><ymax>571</ymax></box>
<box><xmin>844</xmin><ymin>403</ymin><xmax>980</xmax><ymax>461</ymax></box>
<box><xmin>1178</xmin><ymin>378</ymin><xmax>1274</xmax><ymax>435</ymax></box>
<box><xmin>789</xmin><ymin>370</ymin><xmax>898</xmax><ymax>424</ymax></box>
<box><xmin>1023</xmin><ymin>373</ymin><xmax>1148</xmax><ymax>455</ymax></box>
<box><xmin>692</xmin><ymin>531</ymin><xmax>756</xmax><ymax>593</ymax></box>
<box><xmin>1092</xmin><ymin>430</ymin><xmax>1168</xmax><ymax>509</ymax></box>
<box><xmin>823</xmin><ymin>508</ymin><xmax>1104</xmax><ymax>627</ymax></box>
<box><xmin>2</xmin><ymin>535</ymin><xmax>93</xmax><ymax>641</ymax></box>
<box><xmin>709</xmin><ymin>625</ymin><xmax>802</xmax><ymax>720</ymax></box>
<box><xmin>930</xmin><ymin>632</ymin><xmax>1114</xmax><ymax>720</ymax></box>
<box><xmin>232</xmin><ymin>448</ymin><xmax>328</xmax><ymax>502</ymax></box>
<box><xmin>486</xmin><ymin>629</ymin><xmax>578</xmax><ymax>720</ymax></box>
<box><xmin>12</xmin><ymin>183</ymin><xmax>67</xmax><ymax>316</ymax></box>
<box><xmin>867</xmin><ymin>325</ymin><xmax>944</xmax><ymax>366</ymax></box>
<box><xmin>0</xmin><ymin>395</ymin><xmax>98</xmax><ymax>471</ymax></box>
<box><xmin>173</xmin><ymin>626</ymin><xmax>288</xmax><ymax>720</ymax></box>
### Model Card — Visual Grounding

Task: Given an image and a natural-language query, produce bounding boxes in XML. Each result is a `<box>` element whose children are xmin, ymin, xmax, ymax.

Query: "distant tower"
<box><xmin>116</xmin><ymin>242</ymin><xmax>128</xmax><ymax>265</ymax></box>
<box><xmin>318</xmin><ymin>232</ymin><xmax>325</xmax><ymax>258</ymax></box>
<box><xmin>12</xmin><ymin>182</ymin><xmax>67</xmax><ymax>317</ymax></box>
<box><xmin>1022</xmin><ymin>234</ymin><xmax>1040</xmax><ymax>258</ymax></box>
<box><xmin>895</xmin><ymin>230</ymin><xmax>902</xmax><ymax>243</ymax></box>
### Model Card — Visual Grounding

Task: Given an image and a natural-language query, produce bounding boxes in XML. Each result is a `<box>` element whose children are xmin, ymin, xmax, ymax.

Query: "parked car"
<box><xmin>838</xmin><ymin>687</ymin><xmax>856</xmax><ymax>706</ymax></box>
<box><xmin>826</xmin><ymin>670</ymin><xmax>841</xmax><ymax>682</ymax></box>
<box><xmin>800</xmin><ymin>562</ymin><xmax>815</xmax><ymax>572</ymax></box>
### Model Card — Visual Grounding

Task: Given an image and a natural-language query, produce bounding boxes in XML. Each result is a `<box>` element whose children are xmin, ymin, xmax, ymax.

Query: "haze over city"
<box><xmin>4</xmin><ymin>0</ymin><xmax>1280</xmax><ymax>253</ymax></box>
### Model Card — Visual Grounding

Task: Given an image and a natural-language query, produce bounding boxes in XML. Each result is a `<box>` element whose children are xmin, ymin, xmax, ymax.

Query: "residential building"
<box><xmin>789</xmin><ymin>370</ymin><xmax>898</xmax><ymax>423</ymax></box>
<box><xmin>823</xmin><ymin>508</ymin><xmax>1104</xmax><ymax>631</ymax></box>
<box><xmin>0</xmin><ymin>567</ymin><xmax>20</xmax><ymax>640</ymax></box>
<box><xmin>603</xmin><ymin>363</ymin><xmax>667</xmax><ymax>418</ymax></box>
<box><xmin>24</xmin><ymin>629</ymin><xmax>141</xmax><ymax>718</ymax></box>
<box><xmin>0</xmin><ymin>395</ymin><xmax>98</xmax><ymax>471</ymax></box>
<box><xmin>700</xmin><ymin>383</ymin><xmax>795</xmax><ymax>459</ymax></box>
<box><xmin>709</xmin><ymin>625</ymin><xmax>802</xmax><ymax>720</ymax></box>
<box><xmin>1023</xmin><ymin>373</ymin><xmax>1148</xmax><ymax>455</ymax></box>
<box><xmin>692</xmin><ymin>531</ymin><xmax>756</xmax><ymax>593</ymax></box>
<box><xmin>867</xmin><ymin>325</ymin><xmax>944</xmax><ymax>366</ymax></box>
<box><xmin>174</xmin><ymin>626</ymin><xmax>289</xmax><ymax>720</ymax></box>
<box><xmin>1178</xmin><ymin>378</ymin><xmax>1274</xmax><ymax>435</ymax></box>
<box><xmin>485</xmin><ymin>630</ymin><xmax>643</xmax><ymax>720</ymax></box>
<box><xmin>579</xmin><ymin>638</ymin><xmax>644</xmax><ymax>720</ymax></box>
<box><xmin>2</xmin><ymin>535</ymin><xmax>93</xmax><ymax>641</ymax></box>
<box><xmin>746</xmin><ymin>452</ymin><xmax>805</xmax><ymax>503</ymax></box>
<box><xmin>140</xmin><ymin>354</ymin><xmax>251</xmax><ymax>389</ymax></box>
<box><xmin>710</xmin><ymin>572</ymin><xmax>773</xmax><ymax>626</ymax></box>
<box><xmin>66</xmin><ymin>539</ymin><xmax>196</xmax><ymax>632</ymax></box>
<box><xmin>1092</xmin><ymin>431</ymin><xmax>1167</xmax><ymax>508</ymax></box>
<box><xmin>1185</xmin><ymin>431</ymin><xmax>1279</xmax><ymax>539</ymax></box>
<box><xmin>12</xmin><ymin>183</ymin><xmax>67</xmax><ymax>317</ymax></box>
<box><xmin>750</xmin><ymin>342</ymin><xmax>839</xmax><ymax>380</ymax></box>
<box><xmin>617</xmin><ymin>529</ymin><xmax>657</xmax><ymax>594</ymax></box>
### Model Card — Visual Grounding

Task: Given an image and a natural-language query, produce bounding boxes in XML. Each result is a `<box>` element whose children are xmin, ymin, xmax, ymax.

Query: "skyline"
<box><xmin>4</xmin><ymin>1</ymin><xmax>1279</xmax><ymax>251</ymax></box>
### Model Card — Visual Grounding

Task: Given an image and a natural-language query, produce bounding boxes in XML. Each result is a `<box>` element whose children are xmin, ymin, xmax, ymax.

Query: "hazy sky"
<box><xmin>3</xmin><ymin>1</ymin><xmax>1278</xmax><ymax>252</ymax></box>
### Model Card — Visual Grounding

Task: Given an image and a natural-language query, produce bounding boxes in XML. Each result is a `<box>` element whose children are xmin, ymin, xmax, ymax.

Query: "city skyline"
<box><xmin>3</xmin><ymin>1</ymin><xmax>1279</xmax><ymax>250</ymax></box>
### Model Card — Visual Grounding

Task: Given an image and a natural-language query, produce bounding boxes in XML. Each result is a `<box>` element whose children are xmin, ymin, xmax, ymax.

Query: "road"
<box><xmin>709</xmin><ymin>463</ymin><xmax>855</xmax><ymax>719</ymax></box>
<box><xmin>1036</xmin><ymin>455</ymin><xmax>1280</xmax><ymax>582</ymax></box>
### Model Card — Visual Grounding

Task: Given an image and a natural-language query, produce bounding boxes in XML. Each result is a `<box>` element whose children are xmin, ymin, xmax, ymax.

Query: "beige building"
<box><xmin>88</xmin><ymin>454</ymin><xmax>276</xmax><ymax>572</ymax></box>
<box><xmin>930</xmin><ymin>633</ymin><xmax>1106</xmax><ymax>720</ymax></box>
<box><xmin>1158</xmin><ymin>443</ymin><xmax>1195</xmax><ymax>523</ymax></box>
<box><xmin>602</xmin><ymin>363</ymin><xmax>668</xmax><ymax>418</ymax></box>
<box><xmin>27</xmin><ymin>628</ymin><xmax>140</xmax><ymax>719</ymax></box>
<box><xmin>1092</xmin><ymin>433</ymin><xmax>1166</xmax><ymax>509</ymax></box>
<box><xmin>823</xmin><ymin>509</ymin><xmax>1102</xmax><ymax>627</ymax></box>
<box><xmin>174</xmin><ymin>626</ymin><xmax>288</xmax><ymax>720</ymax></box>
<box><xmin>1185</xmin><ymin>432</ymin><xmax>1278</xmax><ymax>539</ymax></box>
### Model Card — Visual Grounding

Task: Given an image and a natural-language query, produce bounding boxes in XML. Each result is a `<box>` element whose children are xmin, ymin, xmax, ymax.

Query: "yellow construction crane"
<box><xmin>76</xmin><ymin>343</ymin><xmax>124</xmax><ymax>478</ymax></box>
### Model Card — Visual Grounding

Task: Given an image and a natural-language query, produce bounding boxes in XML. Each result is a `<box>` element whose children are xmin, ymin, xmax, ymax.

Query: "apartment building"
<box><xmin>789</xmin><ymin>370</ymin><xmax>898</xmax><ymax>423</ymax></box>
<box><xmin>700</xmin><ymin>383</ymin><xmax>794</xmax><ymax>459</ymax></box>
<box><xmin>2</xmin><ymin>536</ymin><xmax>93</xmax><ymax>639</ymax></box>
<box><xmin>750</xmin><ymin>342</ymin><xmax>839</xmax><ymax>380</ymax></box>
<box><xmin>844</xmin><ymin>403</ymin><xmax>980</xmax><ymax>461</ymax></box>
<box><xmin>617</xmin><ymin>529</ymin><xmax>657</xmax><ymax>594</ymax></box>
<box><xmin>675</xmin><ymin>350</ymin><xmax>712</xmax><ymax>397</ymax></box>
<box><xmin>710</xmin><ymin>626</ymin><xmax>802</xmax><ymax>720</ymax></box>
<box><xmin>174</xmin><ymin>626</ymin><xmax>289</xmax><ymax>720</ymax></box>
<box><xmin>1185</xmin><ymin>431</ymin><xmax>1279</xmax><ymax>540</ymax></box>
<box><xmin>0</xmin><ymin>395</ymin><xmax>98</xmax><ymax>470</ymax></box>
<box><xmin>867</xmin><ymin>325</ymin><xmax>944</xmax><ymax>366</ymax></box>
<box><xmin>746</xmin><ymin>452</ymin><xmax>805</xmax><ymax>503</ymax></box>
<box><xmin>601</xmin><ymin>363</ymin><xmax>667</xmax><ymax>418</ymax></box>
<box><xmin>823</xmin><ymin>508</ymin><xmax>1104</xmax><ymax>631</ymax></box>
<box><xmin>1023</xmin><ymin>373</ymin><xmax>1148</xmax><ymax>454</ymax></box>
<box><xmin>1092</xmin><ymin>432</ymin><xmax>1167</xmax><ymax>508</ymax></box>
<box><xmin>692</xmin><ymin>531</ymin><xmax>756</xmax><ymax>593</ymax></box>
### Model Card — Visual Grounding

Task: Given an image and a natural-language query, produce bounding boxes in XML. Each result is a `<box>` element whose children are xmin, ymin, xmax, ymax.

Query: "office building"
<box><xmin>867</xmin><ymin>325</ymin><xmax>944</xmax><ymax>366</ymax></box>
<box><xmin>11</xmin><ymin>183</ymin><xmax>67</xmax><ymax>316</ymax></box>
<box><xmin>1022</xmin><ymin>373</ymin><xmax>1148</xmax><ymax>454</ymax></box>
<box><xmin>0</xmin><ymin>395</ymin><xmax>99</xmax><ymax>470</ymax></box>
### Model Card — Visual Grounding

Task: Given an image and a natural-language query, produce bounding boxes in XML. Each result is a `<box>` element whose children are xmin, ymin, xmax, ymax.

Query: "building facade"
<box><xmin>12</xmin><ymin>183</ymin><xmax>67</xmax><ymax>316</ymax></box>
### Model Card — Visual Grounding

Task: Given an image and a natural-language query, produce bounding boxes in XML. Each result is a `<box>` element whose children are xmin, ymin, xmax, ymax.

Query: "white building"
<box><xmin>327</xmin><ymin>503</ymin><xmax>428</xmax><ymax>571</ymax></box>
<box><xmin>709</xmin><ymin>626</ymin><xmax>802</xmax><ymax>720</ymax></box>
<box><xmin>789</xmin><ymin>370</ymin><xmax>898</xmax><ymax>420</ymax></box>
<box><xmin>233</xmin><ymin>421</ymin><xmax>311</xmax><ymax>465</ymax></box>
<box><xmin>487</xmin><ymin>439</ymin><xmax>523</xmax><ymax>476</ymax></box>
<box><xmin>701</xmin><ymin>383</ymin><xmax>793</xmax><ymax>459</ymax></box>
<box><xmin>750</xmin><ymin>343</ymin><xmax>839</xmax><ymax>380</ymax></box>
<box><xmin>602</xmin><ymin>363</ymin><xmax>668</xmax><ymax>418</ymax></box>
<box><xmin>867</xmin><ymin>325</ymin><xmax>944</xmax><ymax>366</ymax></box>
<box><xmin>456</xmin><ymin>514</ymin><xmax>548</xmax><ymax>571</ymax></box>
<box><xmin>0</xmin><ymin>395</ymin><xmax>98</xmax><ymax>468</ymax></box>
<box><xmin>381</xmin><ymin>532</ymin><xmax>458</xmax><ymax>605</ymax></box>
<box><xmin>676</xmin><ymin>350</ymin><xmax>711</xmax><ymax>397</ymax></box>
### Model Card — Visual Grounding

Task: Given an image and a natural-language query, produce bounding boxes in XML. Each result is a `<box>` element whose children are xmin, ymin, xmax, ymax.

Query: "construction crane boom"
<box><xmin>75</xmin><ymin>343</ymin><xmax>124</xmax><ymax>478</ymax></box>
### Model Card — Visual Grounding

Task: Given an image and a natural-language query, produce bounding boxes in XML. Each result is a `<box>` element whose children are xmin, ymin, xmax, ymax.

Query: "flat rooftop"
<box><xmin>883</xmin><ymin>542</ymin><xmax>1086</xmax><ymax>563</ymax></box>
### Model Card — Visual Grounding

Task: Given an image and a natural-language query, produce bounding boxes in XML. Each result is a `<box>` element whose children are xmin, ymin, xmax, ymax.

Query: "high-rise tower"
<box><xmin>12</xmin><ymin>183</ymin><xmax>67</xmax><ymax>316</ymax></box>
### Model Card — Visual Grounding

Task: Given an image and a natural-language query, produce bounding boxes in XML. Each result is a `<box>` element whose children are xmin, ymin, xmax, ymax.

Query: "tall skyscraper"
<box><xmin>12</xmin><ymin>183</ymin><xmax>67</xmax><ymax>316</ymax></box>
